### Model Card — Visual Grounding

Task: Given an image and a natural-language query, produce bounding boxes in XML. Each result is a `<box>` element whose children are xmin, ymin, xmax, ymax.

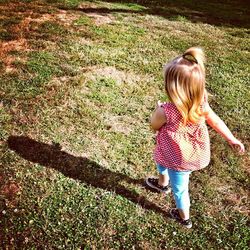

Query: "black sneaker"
<box><xmin>169</xmin><ymin>208</ymin><xmax>192</xmax><ymax>229</ymax></box>
<box><xmin>145</xmin><ymin>177</ymin><xmax>171</xmax><ymax>194</ymax></box>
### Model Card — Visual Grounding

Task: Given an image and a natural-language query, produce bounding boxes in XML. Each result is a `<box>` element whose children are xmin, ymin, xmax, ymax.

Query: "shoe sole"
<box><xmin>184</xmin><ymin>223</ymin><xmax>192</xmax><ymax>229</ymax></box>
<box><xmin>145</xmin><ymin>177</ymin><xmax>171</xmax><ymax>194</ymax></box>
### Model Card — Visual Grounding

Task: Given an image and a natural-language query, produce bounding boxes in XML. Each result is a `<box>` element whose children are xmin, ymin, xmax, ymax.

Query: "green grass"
<box><xmin>1</xmin><ymin>0</ymin><xmax>249</xmax><ymax>249</ymax></box>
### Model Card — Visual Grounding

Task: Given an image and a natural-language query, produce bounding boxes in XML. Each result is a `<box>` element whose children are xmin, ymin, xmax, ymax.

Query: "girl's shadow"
<box><xmin>7</xmin><ymin>136</ymin><xmax>169</xmax><ymax>217</ymax></box>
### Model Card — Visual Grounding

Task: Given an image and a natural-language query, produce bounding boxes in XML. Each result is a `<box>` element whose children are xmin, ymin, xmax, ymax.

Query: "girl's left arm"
<box><xmin>150</xmin><ymin>106</ymin><xmax>167</xmax><ymax>131</ymax></box>
<box><xmin>205</xmin><ymin>107</ymin><xmax>245</xmax><ymax>153</ymax></box>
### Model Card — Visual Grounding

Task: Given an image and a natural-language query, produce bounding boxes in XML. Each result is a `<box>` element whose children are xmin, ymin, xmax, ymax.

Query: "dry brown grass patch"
<box><xmin>86</xmin><ymin>12</ymin><xmax>113</xmax><ymax>26</ymax></box>
<box><xmin>0</xmin><ymin>1</ymin><xmax>82</xmax><ymax>72</ymax></box>
<box><xmin>84</xmin><ymin>66</ymin><xmax>149</xmax><ymax>86</ymax></box>
<box><xmin>210</xmin><ymin>177</ymin><xmax>250</xmax><ymax>216</ymax></box>
<box><xmin>104</xmin><ymin>115</ymin><xmax>137</xmax><ymax>135</ymax></box>
<box><xmin>0</xmin><ymin>38</ymin><xmax>29</xmax><ymax>73</ymax></box>
<box><xmin>78</xmin><ymin>2</ymin><xmax>114</xmax><ymax>25</ymax></box>
<box><xmin>0</xmin><ymin>180</ymin><xmax>21</xmax><ymax>207</ymax></box>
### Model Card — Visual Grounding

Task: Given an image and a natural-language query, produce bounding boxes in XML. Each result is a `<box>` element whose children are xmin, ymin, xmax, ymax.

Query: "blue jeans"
<box><xmin>157</xmin><ymin>164</ymin><xmax>191</xmax><ymax>212</ymax></box>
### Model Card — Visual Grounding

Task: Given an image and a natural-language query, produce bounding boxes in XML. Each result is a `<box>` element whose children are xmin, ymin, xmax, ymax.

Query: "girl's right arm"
<box><xmin>205</xmin><ymin>107</ymin><xmax>245</xmax><ymax>153</ymax></box>
<box><xmin>150</xmin><ymin>106</ymin><xmax>167</xmax><ymax>131</ymax></box>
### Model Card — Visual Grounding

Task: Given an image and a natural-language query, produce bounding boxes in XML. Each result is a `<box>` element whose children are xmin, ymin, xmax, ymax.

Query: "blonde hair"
<box><xmin>164</xmin><ymin>47</ymin><xmax>207</xmax><ymax>125</ymax></box>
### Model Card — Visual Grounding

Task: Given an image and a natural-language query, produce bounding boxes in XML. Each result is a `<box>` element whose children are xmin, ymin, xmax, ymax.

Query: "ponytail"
<box><xmin>182</xmin><ymin>47</ymin><xmax>205</xmax><ymax>74</ymax></box>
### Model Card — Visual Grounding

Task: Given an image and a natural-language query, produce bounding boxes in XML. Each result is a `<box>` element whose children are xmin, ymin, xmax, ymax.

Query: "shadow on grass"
<box><xmin>59</xmin><ymin>0</ymin><xmax>250</xmax><ymax>29</ymax></box>
<box><xmin>7</xmin><ymin>135</ymin><xmax>170</xmax><ymax>217</ymax></box>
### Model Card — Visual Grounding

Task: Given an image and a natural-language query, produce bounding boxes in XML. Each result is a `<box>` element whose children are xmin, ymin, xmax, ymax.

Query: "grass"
<box><xmin>0</xmin><ymin>0</ymin><xmax>249</xmax><ymax>249</ymax></box>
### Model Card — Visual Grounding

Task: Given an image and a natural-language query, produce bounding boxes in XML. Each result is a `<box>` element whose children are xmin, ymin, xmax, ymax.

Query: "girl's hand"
<box><xmin>156</xmin><ymin>100</ymin><xmax>165</xmax><ymax>108</ymax></box>
<box><xmin>229</xmin><ymin>138</ymin><xmax>245</xmax><ymax>154</ymax></box>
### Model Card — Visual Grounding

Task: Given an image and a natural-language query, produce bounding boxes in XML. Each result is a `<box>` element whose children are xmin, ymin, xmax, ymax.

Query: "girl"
<box><xmin>146</xmin><ymin>47</ymin><xmax>245</xmax><ymax>229</ymax></box>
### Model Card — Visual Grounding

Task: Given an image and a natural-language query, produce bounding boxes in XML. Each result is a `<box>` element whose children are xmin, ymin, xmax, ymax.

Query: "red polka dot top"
<box><xmin>154</xmin><ymin>100</ymin><xmax>210</xmax><ymax>171</ymax></box>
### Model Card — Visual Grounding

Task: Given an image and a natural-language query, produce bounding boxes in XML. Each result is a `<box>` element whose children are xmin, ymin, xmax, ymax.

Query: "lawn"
<box><xmin>0</xmin><ymin>0</ymin><xmax>249</xmax><ymax>249</ymax></box>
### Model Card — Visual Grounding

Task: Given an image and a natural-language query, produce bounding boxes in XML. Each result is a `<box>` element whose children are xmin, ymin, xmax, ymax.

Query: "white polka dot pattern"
<box><xmin>154</xmin><ymin>102</ymin><xmax>210</xmax><ymax>171</ymax></box>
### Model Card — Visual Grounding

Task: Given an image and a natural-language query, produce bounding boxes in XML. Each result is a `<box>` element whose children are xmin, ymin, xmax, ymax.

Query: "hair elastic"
<box><xmin>183</xmin><ymin>54</ymin><xmax>198</xmax><ymax>64</ymax></box>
